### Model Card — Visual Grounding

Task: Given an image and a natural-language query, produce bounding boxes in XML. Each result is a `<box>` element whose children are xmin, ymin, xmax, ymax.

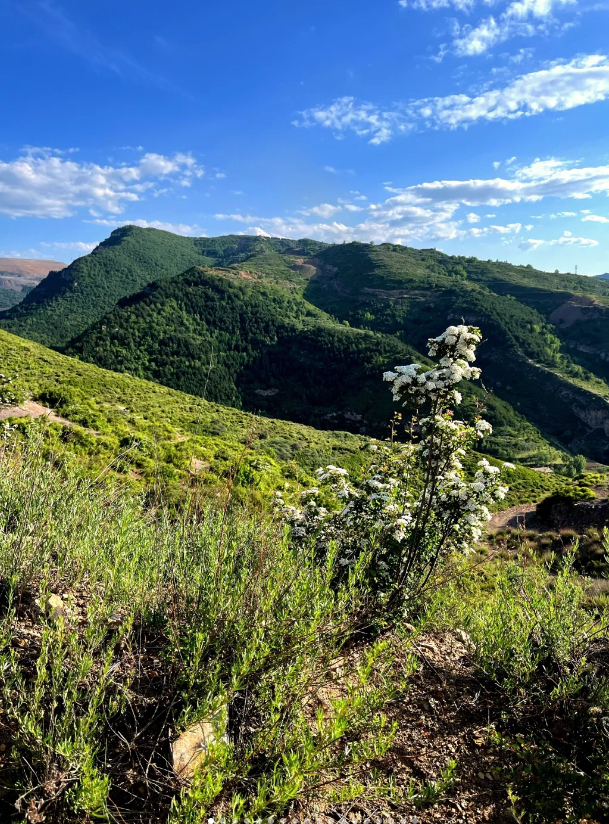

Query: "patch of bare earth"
<box><xmin>0</xmin><ymin>400</ymin><xmax>73</xmax><ymax>426</ymax></box>
<box><xmin>297</xmin><ymin>633</ymin><xmax>513</xmax><ymax>824</ymax></box>
<box><xmin>487</xmin><ymin>504</ymin><xmax>538</xmax><ymax>532</ymax></box>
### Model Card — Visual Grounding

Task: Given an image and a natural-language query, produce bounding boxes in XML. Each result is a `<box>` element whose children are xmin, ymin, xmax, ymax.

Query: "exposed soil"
<box><xmin>0</xmin><ymin>258</ymin><xmax>66</xmax><ymax>278</ymax></box>
<box><xmin>487</xmin><ymin>503</ymin><xmax>538</xmax><ymax>532</ymax></box>
<box><xmin>549</xmin><ymin>296</ymin><xmax>607</xmax><ymax>328</ymax></box>
<box><xmin>0</xmin><ymin>400</ymin><xmax>73</xmax><ymax>426</ymax></box>
<box><xmin>300</xmin><ymin>632</ymin><xmax>514</xmax><ymax>823</ymax></box>
<box><xmin>2</xmin><ymin>578</ymin><xmax>601</xmax><ymax>824</ymax></box>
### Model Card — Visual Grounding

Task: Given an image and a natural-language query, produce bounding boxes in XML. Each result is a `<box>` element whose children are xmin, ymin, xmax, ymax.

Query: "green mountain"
<box><xmin>0</xmin><ymin>227</ymin><xmax>327</xmax><ymax>347</ymax></box>
<box><xmin>3</xmin><ymin>226</ymin><xmax>609</xmax><ymax>464</ymax></box>
<box><xmin>64</xmin><ymin>264</ymin><xmax>561</xmax><ymax>465</ymax></box>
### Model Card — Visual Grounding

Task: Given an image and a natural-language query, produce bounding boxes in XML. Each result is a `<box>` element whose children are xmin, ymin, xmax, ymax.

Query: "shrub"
<box><xmin>276</xmin><ymin>325</ymin><xmax>513</xmax><ymax>608</ymax></box>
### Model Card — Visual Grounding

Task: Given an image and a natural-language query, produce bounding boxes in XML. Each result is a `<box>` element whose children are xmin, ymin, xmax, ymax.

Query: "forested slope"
<box><xmin>4</xmin><ymin>227</ymin><xmax>609</xmax><ymax>464</ymax></box>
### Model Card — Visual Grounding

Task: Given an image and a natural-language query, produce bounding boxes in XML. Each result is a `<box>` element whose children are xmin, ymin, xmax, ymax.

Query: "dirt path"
<box><xmin>0</xmin><ymin>400</ymin><xmax>73</xmax><ymax>426</ymax></box>
<box><xmin>487</xmin><ymin>503</ymin><xmax>538</xmax><ymax>531</ymax></box>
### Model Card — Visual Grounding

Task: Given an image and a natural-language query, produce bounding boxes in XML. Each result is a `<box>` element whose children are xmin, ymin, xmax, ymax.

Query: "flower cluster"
<box><xmin>383</xmin><ymin>325</ymin><xmax>482</xmax><ymax>407</ymax></box>
<box><xmin>276</xmin><ymin>325</ymin><xmax>514</xmax><ymax>600</ymax></box>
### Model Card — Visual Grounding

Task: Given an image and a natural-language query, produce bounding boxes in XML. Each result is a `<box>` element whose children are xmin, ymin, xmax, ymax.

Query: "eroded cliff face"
<box><xmin>549</xmin><ymin>295</ymin><xmax>608</xmax><ymax>328</ymax></box>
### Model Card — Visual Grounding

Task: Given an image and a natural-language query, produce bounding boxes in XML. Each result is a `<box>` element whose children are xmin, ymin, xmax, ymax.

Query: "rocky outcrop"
<box><xmin>549</xmin><ymin>296</ymin><xmax>607</xmax><ymax>328</ymax></box>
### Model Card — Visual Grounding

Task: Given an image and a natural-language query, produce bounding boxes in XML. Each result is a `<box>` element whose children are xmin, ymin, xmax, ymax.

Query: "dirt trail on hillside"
<box><xmin>488</xmin><ymin>503</ymin><xmax>538</xmax><ymax>531</ymax></box>
<box><xmin>0</xmin><ymin>400</ymin><xmax>74</xmax><ymax>426</ymax></box>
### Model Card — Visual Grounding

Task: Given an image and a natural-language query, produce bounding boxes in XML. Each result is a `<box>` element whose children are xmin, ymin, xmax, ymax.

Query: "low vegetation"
<box><xmin>0</xmin><ymin>328</ymin><xmax>560</xmax><ymax>508</ymax></box>
<box><xmin>1</xmin><ymin>325</ymin><xmax>607</xmax><ymax>823</ymax></box>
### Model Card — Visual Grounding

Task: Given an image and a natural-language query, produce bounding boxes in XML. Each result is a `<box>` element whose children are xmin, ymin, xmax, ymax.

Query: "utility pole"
<box><xmin>575</xmin><ymin>264</ymin><xmax>578</xmax><ymax>276</ymax></box>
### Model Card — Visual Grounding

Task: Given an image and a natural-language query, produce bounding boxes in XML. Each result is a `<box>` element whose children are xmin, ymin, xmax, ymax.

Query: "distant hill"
<box><xmin>4</xmin><ymin>227</ymin><xmax>609</xmax><ymax>464</ymax></box>
<box><xmin>0</xmin><ymin>257</ymin><xmax>66</xmax><ymax>311</ymax></box>
<box><xmin>594</xmin><ymin>273</ymin><xmax>609</xmax><ymax>280</ymax></box>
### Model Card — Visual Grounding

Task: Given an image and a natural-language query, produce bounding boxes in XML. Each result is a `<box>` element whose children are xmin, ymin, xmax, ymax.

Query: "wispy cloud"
<box><xmin>451</xmin><ymin>0</ymin><xmax>575</xmax><ymax>56</ymax></box>
<box><xmin>89</xmin><ymin>218</ymin><xmax>206</xmax><ymax>235</ymax></box>
<box><xmin>399</xmin><ymin>0</ymin><xmax>476</xmax><ymax>10</ymax></box>
<box><xmin>323</xmin><ymin>165</ymin><xmax>355</xmax><ymax>175</ymax></box>
<box><xmin>15</xmin><ymin>1</ymin><xmax>187</xmax><ymax>95</ymax></box>
<box><xmin>295</xmin><ymin>56</ymin><xmax>609</xmax><ymax>143</ymax></box>
<box><xmin>215</xmin><ymin>157</ymin><xmax>609</xmax><ymax>246</ymax></box>
<box><xmin>519</xmin><ymin>231</ymin><xmax>598</xmax><ymax>249</ymax></box>
<box><xmin>398</xmin><ymin>0</ymin><xmax>577</xmax><ymax>55</ymax></box>
<box><xmin>40</xmin><ymin>240</ymin><xmax>99</xmax><ymax>252</ymax></box>
<box><xmin>0</xmin><ymin>148</ymin><xmax>204</xmax><ymax>218</ymax></box>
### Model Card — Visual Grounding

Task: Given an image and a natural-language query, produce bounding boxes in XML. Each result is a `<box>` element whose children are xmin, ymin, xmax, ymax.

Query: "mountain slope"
<box><xmin>0</xmin><ymin>258</ymin><xmax>66</xmax><ymax>311</ymax></box>
<box><xmin>0</xmin><ymin>327</ymin><xmax>373</xmax><ymax>496</ymax></box>
<box><xmin>305</xmin><ymin>243</ymin><xmax>609</xmax><ymax>461</ymax></box>
<box><xmin>4</xmin><ymin>227</ymin><xmax>609</xmax><ymax>463</ymax></box>
<box><xmin>0</xmin><ymin>328</ymin><xmax>564</xmax><ymax>509</ymax></box>
<box><xmin>0</xmin><ymin>228</ymin><xmax>327</xmax><ymax>347</ymax></box>
<box><xmin>66</xmin><ymin>266</ymin><xmax>413</xmax><ymax>433</ymax></box>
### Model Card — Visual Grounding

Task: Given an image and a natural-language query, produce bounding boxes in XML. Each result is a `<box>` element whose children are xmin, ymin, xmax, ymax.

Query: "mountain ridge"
<box><xmin>4</xmin><ymin>226</ymin><xmax>609</xmax><ymax>465</ymax></box>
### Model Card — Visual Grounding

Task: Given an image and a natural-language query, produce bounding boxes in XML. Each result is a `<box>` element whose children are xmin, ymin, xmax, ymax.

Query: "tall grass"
<box><xmin>426</xmin><ymin>546</ymin><xmax>609</xmax><ymax>822</ymax></box>
<box><xmin>0</xmin><ymin>437</ymin><xmax>401</xmax><ymax>822</ymax></box>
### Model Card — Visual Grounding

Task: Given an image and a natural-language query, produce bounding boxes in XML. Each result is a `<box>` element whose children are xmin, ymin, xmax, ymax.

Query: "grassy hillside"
<box><xmin>0</xmin><ymin>328</ymin><xmax>561</xmax><ymax>507</ymax></box>
<box><xmin>4</xmin><ymin>227</ymin><xmax>609</xmax><ymax>463</ymax></box>
<box><xmin>0</xmin><ymin>328</ymin><xmax>374</xmax><ymax>501</ymax></box>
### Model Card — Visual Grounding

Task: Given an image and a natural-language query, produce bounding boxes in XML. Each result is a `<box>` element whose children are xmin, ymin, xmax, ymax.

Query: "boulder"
<box><xmin>172</xmin><ymin>714</ymin><xmax>228</xmax><ymax>780</ymax></box>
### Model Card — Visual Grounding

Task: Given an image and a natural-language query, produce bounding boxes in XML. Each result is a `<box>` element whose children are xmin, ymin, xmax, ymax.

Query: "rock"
<box><xmin>37</xmin><ymin>593</ymin><xmax>67</xmax><ymax>620</ymax></box>
<box><xmin>454</xmin><ymin>628</ymin><xmax>474</xmax><ymax>648</ymax></box>
<box><xmin>172</xmin><ymin>713</ymin><xmax>228</xmax><ymax>780</ymax></box>
<box><xmin>107</xmin><ymin>613</ymin><xmax>123</xmax><ymax>630</ymax></box>
<box><xmin>403</xmin><ymin>623</ymin><xmax>416</xmax><ymax>633</ymax></box>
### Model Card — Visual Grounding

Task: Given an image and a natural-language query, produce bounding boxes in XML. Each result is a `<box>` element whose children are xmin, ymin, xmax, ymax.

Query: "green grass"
<box><xmin>1</xmin><ymin>435</ymin><xmax>606</xmax><ymax>823</ymax></box>
<box><xmin>426</xmin><ymin>547</ymin><xmax>609</xmax><ymax>822</ymax></box>
<box><xmin>0</xmin><ymin>327</ymin><xmax>373</xmax><ymax>501</ymax></box>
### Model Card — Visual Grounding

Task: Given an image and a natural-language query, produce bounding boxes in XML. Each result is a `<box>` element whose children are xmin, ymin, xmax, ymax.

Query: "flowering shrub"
<box><xmin>275</xmin><ymin>325</ymin><xmax>513</xmax><ymax>602</ymax></box>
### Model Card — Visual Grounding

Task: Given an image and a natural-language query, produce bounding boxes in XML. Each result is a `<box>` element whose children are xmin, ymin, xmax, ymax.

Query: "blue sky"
<box><xmin>1</xmin><ymin>0</ymin><xmax>609</xmax><ymax>274</ymax></box>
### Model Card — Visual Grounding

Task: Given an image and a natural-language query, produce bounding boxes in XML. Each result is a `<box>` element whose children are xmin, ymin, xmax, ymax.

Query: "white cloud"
<box><xmin>39</xmin><ymin>241</ymin><xmax>99</xmax><ymax>252</ymax></box>
<box><xmin>387</xmin><ymin>157</ymin><xmax>609</xmax><ymax>209</ymax></box>
<box><xmin>466</xmin><ymin>212</ymin><xmax>481</xmax><ymax>222</ymax></box>
<box><xmin>398</xmin><ymin>0</ymin><xmax>475</xmax><ymax>10</ymax></box>
<box><xmin>0</xmin><ymin>148</ymin><xmax>204</xmax><ymax>218</ymax></box>
<box><xmin>518</xmin><ymin>238</ymin><xmax>546</xmax><ymax>250</ymax></box>
<box><xmin>295</xmin><ymin>97</ymin><xmax>412</xmax><ymax>145</ymax></box>
<box><xmin>295</xmin><ymin>56</ymin><xmax>609</xmax><ymax>142</ymax></box>
<box><xmin>452</xmin><ymin>0</ymin><xmax>575</xmax><ymax>56</ymax></box>
<box><xmin>490</xmin><ymin>222</ymin><xmax>522</xmax><ymax>233</ymax></box>
<box><xmin>89</xmin><ymin>218</ymin><xmax>206</xmax><ymax>235</ymax></box>
<box><xmin>301</xmin><ymin>203</ymin><xmax>343</xmax><ymax>218</ymax></box>
<box><xmin>519</xmin><ymin>232</ymin><xmax>599</xmax><ymax>250</ymax></box>
<box><xmin>215</xmin><ymin>156</ymin><xmax>609</xmax><ymax>248</ymax></box>
<box><xmin>582</xmin><ymin>214</ymin><xmax>609</xmax><ymax>223</ymax></box>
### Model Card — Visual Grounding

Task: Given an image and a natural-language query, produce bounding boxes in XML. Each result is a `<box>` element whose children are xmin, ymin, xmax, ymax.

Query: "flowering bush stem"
<box><xmin>276</xmin><ymin>325</ymin><xmax>514</xmax><ymax>611</ymax></box>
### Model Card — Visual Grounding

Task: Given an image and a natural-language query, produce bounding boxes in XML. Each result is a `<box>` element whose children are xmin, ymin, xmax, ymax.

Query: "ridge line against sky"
<box><xmin>0</xmin><ymin>0</ymin><xmax>608</xmax><ymax>273</ymax></box>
